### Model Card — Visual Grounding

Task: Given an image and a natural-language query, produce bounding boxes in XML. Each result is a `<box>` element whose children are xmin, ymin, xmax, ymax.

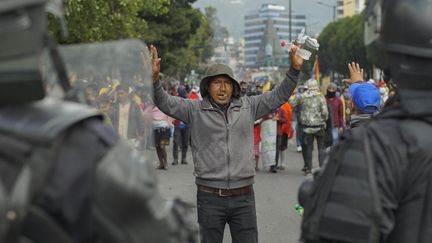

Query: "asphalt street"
<box><xmin>148</xmin><ymin>141</ymin><xmax>320</xmax><ymax>243</ymax></box>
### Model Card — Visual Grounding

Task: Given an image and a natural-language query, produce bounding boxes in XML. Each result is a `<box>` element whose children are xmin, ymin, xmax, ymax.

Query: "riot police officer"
<box><xmin>300</xmin><ymin>0</ymin><xmax>432</xmax><ymax>242</ymax></box>
<box><xmin>0</xmin><ymin>1</ymin><xmax>197</xmax><ymax>243</ymax></box>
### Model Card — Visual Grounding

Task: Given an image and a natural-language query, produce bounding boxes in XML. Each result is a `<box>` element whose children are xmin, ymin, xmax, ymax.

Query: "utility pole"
<box><xmin>333</xmin><ymin>5</ymin><xmax>336</xmax><ymax>21</ymax></box>
<box><xmin>289</xmin><ymin>0</ymin><xmax>292</xmax><ymax>42</ymax></box>
<box><xmin>317</xmin><ymin>1</ymin><xmax>337</xmax><ymax>21</ymax></box>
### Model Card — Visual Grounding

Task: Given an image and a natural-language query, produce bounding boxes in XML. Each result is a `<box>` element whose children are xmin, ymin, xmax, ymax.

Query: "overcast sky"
<box><xmin>193</xmin><ymin>0</ymin><xmax>338</xmax><ymax>40</ymax></box>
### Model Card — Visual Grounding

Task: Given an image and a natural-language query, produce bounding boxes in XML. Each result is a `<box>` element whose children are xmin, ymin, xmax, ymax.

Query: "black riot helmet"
<box><xmin>0</xmin><ymin>0</ymin><xmax>48</xmax><ymax>104</ymax></box>
<box><xmin>365</xmin><ymin>0</ymin><xmax>432</xmax><ymax>90</ymax></box>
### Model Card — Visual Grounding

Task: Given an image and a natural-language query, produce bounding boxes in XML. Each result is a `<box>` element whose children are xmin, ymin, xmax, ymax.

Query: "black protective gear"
<box><xmin>0</xmin><ymin>98</ymin><xmax>199</xmax><ymax>243</ymax></box>
<box><xmin>300</xmin><ymin>1</ymin><xmax>432</xmax><ymax>242</ymax></box>
<box><xmin>301</xmin><ymin>101</ymin><xmax>432</xmax><ymax>243</ymax></box>
<box><xmin>0</xmin><ymin>0</ymin><xmax>47</xmax><ymax>104</ymax></box>
<box><xmin>365</xmin><ymin>0</ymin><xmax>432</xmax><ymax>90</ymax></box>
<box><xmin>365</xmin><ymin>0</ymin><xmax>432</xmax><ymax>59</ymax></box>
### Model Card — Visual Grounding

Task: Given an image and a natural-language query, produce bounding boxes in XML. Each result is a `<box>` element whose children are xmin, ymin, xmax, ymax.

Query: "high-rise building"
<box><xmin>342</xmin><ymin>0</ymin><xmax>366</xmax><ymax>17</ymax></box>
<box><xmin>335</xmin><ymin>0</ymin><xmax>366</xmax><ymax>19</ymax></box>
<box><xmin>210</xmin><ymin>37</ymin><xmax>244</xmax><ymax>69</ymax></box>
<box><xmin>336</xmin><ymin>0</ymin><xmax>344</xmax><ymax>19</ymax></box>
<box><xmin>243</xmin><ymin>4</ymin><xmax>306</xmax><ymax>68</ymax></box>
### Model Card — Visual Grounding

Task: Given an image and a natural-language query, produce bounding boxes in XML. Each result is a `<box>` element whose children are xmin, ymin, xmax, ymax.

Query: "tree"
<box><xmin>48</xmin><ymin>0</ymin><xmax>215</xmax><ymax>80</ymax></box>
<box><xmin>141</xmin><ymin>0</ymin><xmax>214</xmax><ymax>80</ymax></box>
<box><xmin>317</xmin><ymin>12</ymin><xmax>374</xmax><ymax>77</ymax></box>
<box><xmin>49</xmin><ymin>0</ymin><xmax>170</xmax><ymax>43</ymax></box>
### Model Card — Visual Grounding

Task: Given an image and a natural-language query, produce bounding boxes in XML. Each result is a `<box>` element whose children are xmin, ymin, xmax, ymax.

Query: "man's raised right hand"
<box><xmin>347</xmin><ymin>62</ymin><xmax>364</xmax><ymax>84</ymax></box>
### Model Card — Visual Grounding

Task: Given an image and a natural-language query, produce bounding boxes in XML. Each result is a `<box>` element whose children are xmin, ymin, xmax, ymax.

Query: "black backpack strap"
<box><xmin>24</xmin><ymin>135</ymin><xmax>75</xmax><ymax>243</ymax></box>
<box><xmin>2</xmin><ymin>162</ymin><xmax>31</xmax><ymax>243</ymax></box>
<box><xmin>363</xmin><ymin>128</ymin><xmax>383</xmax><ymax>243</ymax></box>
<box><xmin>46</xmin><ymin>34</ymin><xmax>71</xmax><ymax>94</ymax></box>
<box><xmin>300</xmin><ymin>136</ymin><xmax>349</xmax><ymax>240</ymax></box>
<box><xmin>1</xmin><ymin>133</ymin><xmax>75</xmax><ymax>243</ymax></box>
<box><xmin>302</xmin><ymin>126</ymin><xmax>384</xmax><ymax>243</ymax></box>
<box><xmin>21</xmin><ymin>206</ymin><xmax>75</xmax><ymax>243</ymax></box>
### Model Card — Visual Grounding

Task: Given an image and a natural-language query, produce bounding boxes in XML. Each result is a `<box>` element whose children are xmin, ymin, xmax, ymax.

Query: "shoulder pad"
<box><xmin>0</xmin><ymin>98</ymin><xmax>102</xmax><ymax>143</ymax></box>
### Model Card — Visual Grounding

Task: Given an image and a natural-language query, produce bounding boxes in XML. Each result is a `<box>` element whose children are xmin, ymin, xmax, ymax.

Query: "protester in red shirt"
<box><xmin>325</xmin><ymin>83</ymin><xmax>344</xmax><ymax>146</ymax></box>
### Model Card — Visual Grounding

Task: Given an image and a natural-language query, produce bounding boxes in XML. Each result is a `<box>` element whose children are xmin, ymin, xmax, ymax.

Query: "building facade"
<box><xmin>337</xmin><ymin>0</ymin><xmax>366</xmax><ymax>19</ymax></box>
<box><xmin>243</xmin><ymin>4</ymin><xmax>306</xmax><ymax>68</ymax></box>
<box><xmin>210</xmin><ymin>37</ymin><xmax>244</xmax><ymax>69</ymax></box>
<box><xmin>336</xmin><ymin>0</ymin><xmax>344</xmax><ymax>19</ymax></box>
<box><xmin>343</xmin><ymin>0</ymin><xmax>366</xmax><ymax>17</ymax></box>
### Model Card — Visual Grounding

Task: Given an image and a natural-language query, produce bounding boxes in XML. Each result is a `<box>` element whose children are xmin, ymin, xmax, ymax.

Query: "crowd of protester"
<box><xmin>238</xmin><ymin>62</ymin><xmax>393</xmax><ymax>175</ymax></box>
<box><xmin>76</xmin><ymin>61</ymin><xmax>393</xmax><ymax>175</ymax></box>
<box><xmin>77</xmin><ymin>78</ymin><xmax>200</xmax><ymax>170</ymax></box>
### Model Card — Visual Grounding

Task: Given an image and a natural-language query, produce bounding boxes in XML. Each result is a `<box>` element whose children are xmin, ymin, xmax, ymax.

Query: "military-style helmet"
<box><xmin>0</xmin><ymin>0</ymin><xmax>48</xmax><ymax>104</ymax></box>
<box><xmin>365</xmin><ymin>0</ymin><xmax>432</xmax><ymax>90</ymax></box>
<box><xmin>365</xmin><ymin>0</ymin><xmax>432</xmax><ymax>58</ymax></box>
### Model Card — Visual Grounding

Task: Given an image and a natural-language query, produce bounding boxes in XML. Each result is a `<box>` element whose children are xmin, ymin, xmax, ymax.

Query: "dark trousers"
<box><xmin>173</xmin><ymin>127</ymin><xmax>189</xmax><ymax>162</ymax></box>
<box><xmin>275</xmin><ymin>134</ymin><xmax>288</xmax><ymax>166</ymax></box>
<box><xmin>197</xmin><ymin>189</ymin><xmax>258</xmax><ymax>243</ymax></box>
<box><xmin>301</xmin><ymin>129</ymin><xmax>325</xmax><ymax>170</ymax></box>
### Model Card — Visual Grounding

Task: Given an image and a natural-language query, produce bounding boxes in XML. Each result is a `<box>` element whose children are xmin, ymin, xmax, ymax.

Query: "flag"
<box><xmin>311</xmin><ymin>55</ymin><xmax>320</xmax><ymax>85</ymax></box>
<box><xmin>262</xmin><ymin>81</ymin><xmax>272</xmax><ymax>93</ymax></box>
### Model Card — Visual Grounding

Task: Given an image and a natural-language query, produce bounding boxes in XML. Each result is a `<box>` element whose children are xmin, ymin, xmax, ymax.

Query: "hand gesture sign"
<box><xmin>149</xmin><ymin>45</ymin><xmax>161</xmax><ymax>83</ymax></box>
<box><xmin>347</xmin><ymin>62</ymin><xmax>364</xmax><ymax>84</ymax></box>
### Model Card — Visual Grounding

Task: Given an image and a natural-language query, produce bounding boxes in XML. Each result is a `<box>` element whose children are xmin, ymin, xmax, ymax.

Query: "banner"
<box><xmin>260</xmin><ymin>119</ymin><xmax>277</xmax><ymax>168</ymax></box>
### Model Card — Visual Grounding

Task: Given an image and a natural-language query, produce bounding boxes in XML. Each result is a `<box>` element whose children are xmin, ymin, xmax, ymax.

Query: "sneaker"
<box><xmin>181</xmin><ymin>160</ymin><xmax>188</xmax><ymax>165</ymax></box>
<box><xmin>277</xmin><ymin>165</ymin><xmax>286</xmax><ymax>170</ymax></box>
<box><xmin>172</xmin><ymin>161</ymin><xmax>178</xmax><ymax>165</ymax></box>
<box><xmin>304</xmin><ymin>169</ymin><xmax>312</xmax><ymax>176</ymax></box>
<box><xmin>157</xmin><ymin>165</ymin><xmax>167</xmax><ymax>170</ymax></box>
<box><xmin>297</xmin><ymin>146</ymin><xmax>302</xmax><ymax>152</ymax></box>
<box><xmin>270</xmin><ymin>165</ymin><xmax>278</xmax><ymax>173</ymax></box>
<box><xmin>301</xmin><ymin>166</ymin><xmax>308</xmax><ymax>172</ymax></box>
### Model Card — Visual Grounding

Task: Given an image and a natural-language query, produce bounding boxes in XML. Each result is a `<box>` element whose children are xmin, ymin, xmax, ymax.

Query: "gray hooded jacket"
<box><xmin>153</xmin><ymin>68</ymin><xmax>299</xmax><ymax>189</ymax></box>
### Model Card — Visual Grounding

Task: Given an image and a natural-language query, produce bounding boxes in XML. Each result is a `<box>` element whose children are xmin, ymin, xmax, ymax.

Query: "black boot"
<box><xmin>180</xmin><ymin>154</ymin><xmax>188</xmax><ymax>164</ymax></box>
<box><xmin>180</xmin><ymin>147</ymin><xmax>188</xmax><ymax>164</ymax></box>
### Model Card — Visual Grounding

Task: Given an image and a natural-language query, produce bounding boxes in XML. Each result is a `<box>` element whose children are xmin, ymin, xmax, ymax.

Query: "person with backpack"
<box><xmin>290</xmin><ymin>79</ymin><xmax>329</xmax><ymax>175</ymax></box>
<box><xmin>300</xmin><ymin>0</ymin><xmax>432</xmax><ymax>242</ymax></box>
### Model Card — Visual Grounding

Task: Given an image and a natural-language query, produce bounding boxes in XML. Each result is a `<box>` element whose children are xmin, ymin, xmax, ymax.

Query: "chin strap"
<box><xmin>45</xmin><ymin>34</ymin><xmax>71</xmax><ymax>93</ymax></box>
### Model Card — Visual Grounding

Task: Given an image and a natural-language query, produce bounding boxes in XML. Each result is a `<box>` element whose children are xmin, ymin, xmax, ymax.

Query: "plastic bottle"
<box><xmin>293</xmin><ymin>203</ymin><xmax>304</xmax><ymax>216</ymax></box>
<box><xmin>280</xmin><ymin>28</ymin><xmax>319</xmax><ymax>61</ymax></box>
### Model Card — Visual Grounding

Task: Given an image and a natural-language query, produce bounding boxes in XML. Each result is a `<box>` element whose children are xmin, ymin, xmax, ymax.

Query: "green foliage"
<box><xmin>141</xmin><ymin>1</ymin><xmax>215</xmax><ymax>80</ymax></box>
<box><xmin>48</xmin><ymin>0</ymin><xmax>215</xmax><ymax>80</ymax></box>
<box><xmin>50</xmin><ymin>0</ymin><xmax>170</xmax><ymax>43</ymax></box>
<box><xmin>317</xmin><ymin>12</ymin><xmax>379</xmax><ymax>76</ymax></box>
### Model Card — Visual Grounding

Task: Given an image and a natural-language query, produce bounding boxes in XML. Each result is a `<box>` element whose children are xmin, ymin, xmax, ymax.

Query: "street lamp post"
<box><xmin>317</xmin><ymin>1</ymin><xmax>354</xmax><ymax>21</ymax></box>
<box><xmin>317</xmin><ymin>1</ymin><xmax>336</xmax><ymax>21</ymax></box>
<box><xmin>289</xmin><ymin>0</ymin><xmax>292</xmax><ymax>42</ymax></box>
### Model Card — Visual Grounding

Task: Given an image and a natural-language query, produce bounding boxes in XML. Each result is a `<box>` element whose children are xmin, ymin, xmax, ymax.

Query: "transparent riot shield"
<box><xmin>42</xmin><ymin>39</ymin><xmax>154</xmax><ymax>148</ymax></box>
